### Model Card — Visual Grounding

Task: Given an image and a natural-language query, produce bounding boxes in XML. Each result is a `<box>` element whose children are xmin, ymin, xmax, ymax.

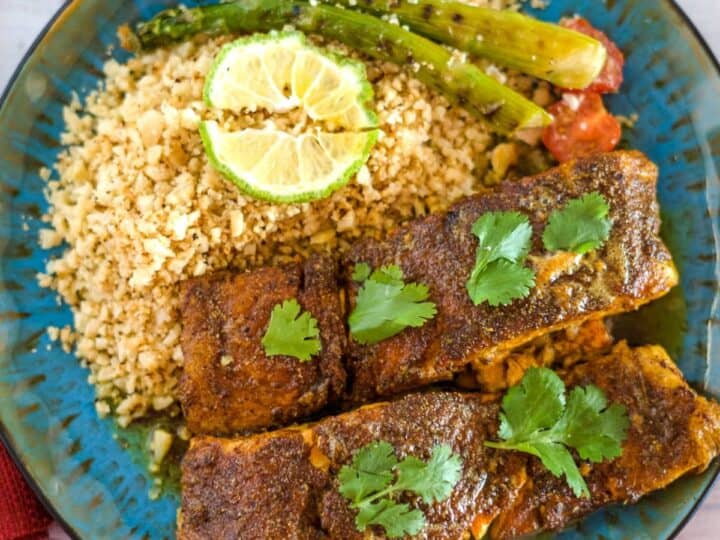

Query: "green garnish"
<box><xmin>485</xmin><ymin>367</ymin><xmax>629</xmax><ymax>498</ymax></box>
<box><xmin>349</xmin><ymin>263</ymin><xmax>437</xmax><ymax>345</ymax></box>
<box><xmin>261</xmin><ymin>299</ymin><xmax>321</xmax><ymax>361</ymax></box>
<box><xmin>466</xmin><ymin>211</ymin><xmax>536</xmax><ymax>306</ymax></box>
<box><xmin>542</xmin><ymin>192</ymin><xmax>612</xmax><ymax>254</ymax></box>
<box><xmin>338</xmin><ymin>441</ymin><xmax>463</xmax><ymax>538</ymax></box>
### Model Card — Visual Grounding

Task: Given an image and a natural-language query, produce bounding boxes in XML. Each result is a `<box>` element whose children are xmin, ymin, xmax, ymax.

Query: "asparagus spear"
<box><xmin>126</xmin><ymin>0</ymin><xmax>551</xmax><ymax>134</ymax></box>
<box><xmin>330</xmin><ymin>0</ymin><xmax>607</xmax><ymax>89</ymax></box>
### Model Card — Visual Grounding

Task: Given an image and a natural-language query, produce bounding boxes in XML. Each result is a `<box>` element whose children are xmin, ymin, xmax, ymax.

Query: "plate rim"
<box><xmin>660</xmin><ymin>1</ymin><xmax>720</xmax><ymax>534</ymax></box>
<box><xmin>0</xmin><ymin>1</ymin><xmax>718</xmax><ymax>539</ymax></box>
<box><xmin>0</xmin><ymin>2</ymin><xmax>81</xmax><ymax>536</ymax></box>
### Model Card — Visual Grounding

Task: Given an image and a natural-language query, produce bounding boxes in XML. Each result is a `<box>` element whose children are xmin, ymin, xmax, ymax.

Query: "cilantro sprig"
<box><xmin>338</xmin><ymin>441</ymin><xmax>463</xmax><ymax>538</ymax></box>
<box><xmin>542</xmin><ymin>192</ymin><xmax>612</xmax><ymax>254</ymax></box>
<box><xmin>348</xmin><ymin>263</ymin><xmax>437</xmax><ymax>345</ymax></box>
<box><xmin>261</xmin><ymin>299</ymin><xmax>321</xmax><ymax>362</ymax></box>
<box><xmin>466</xmin><ymin>211</ymin><xmax>536</xmax><ymax>306</ymax></box>
<box><xmin>485</xmin><ymin>367</ymin><xmax>629</xmax><ymax>498</ymax></box>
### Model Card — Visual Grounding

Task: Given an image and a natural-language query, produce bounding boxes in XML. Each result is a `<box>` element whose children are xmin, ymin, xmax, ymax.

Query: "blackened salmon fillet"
<box><xmin>345</xmin><ymin>151</ymin><xmax>677</xmax><ymax>401</ymax></box>
<box><xmin>178</xmin><ymin>254</ymin><xmax>346</xmax><ymax>434</ymax></box>
<box><xmin>178</xmin><ymin>343</ymin><xmax>720</xmax><ymax>540</ymax></box>
<box><xmin>178</xmin><ymin>152</ymin><xmax>676</xmax><ymax>434</ymax></box>
<box><xmin>179</xmin><ymin>390</ymin><xmax>526</xmax><ymax>540</ymax></box>
<box><xmin>489</xmin><ymin>342</ymin><xmax>720</xmax><ymax>538</ymax></box>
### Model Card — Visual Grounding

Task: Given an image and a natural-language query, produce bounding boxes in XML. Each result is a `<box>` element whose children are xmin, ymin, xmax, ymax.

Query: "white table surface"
<box><xmin>1</xmin><ymin>1</ymin><xmax>719</xmax><ymax>539</ymax></box>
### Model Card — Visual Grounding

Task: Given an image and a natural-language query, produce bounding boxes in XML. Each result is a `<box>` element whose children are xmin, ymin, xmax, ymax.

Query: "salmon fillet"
<box><xmin>178</xmin><ymin>343</ymin><xmax>720</xmax><ymax>539</ymax></box>
<box><xmin>178</xmin><ymin>254</ymin><xmax>346</xmax><ymax>434</ymax></box>
<box><xmin>179</xmin><ymin>393</ymin><xmax>525</xmax><ymax>540</ymax></box>
<box><xmin>345</xmin><ymin>151</ymin><xmax>678</xmax><ymax>401</ymax></box>
<box><xmin>178</xmin><ymin>152</ymin><xmax>676</xmax><ymax>434</ymax></box>
<box><xmin>490</xmin><ymin>342</ymin><xmax>720</xmax><ymax>538</ymax></box>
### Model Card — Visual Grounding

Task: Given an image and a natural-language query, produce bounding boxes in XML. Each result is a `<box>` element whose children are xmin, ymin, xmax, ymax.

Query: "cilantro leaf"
<box><xmin>261</xmin><ymin>299</ymin><xmax>321</xmax><ymax>362</ymax></box>
<box><xmin>395</xmin><ymin>444</ymin><xmax>463</xmax><ymax>504</ymax></box>
<box><xmin>467</xmin><ymin>260</ymin><xmax>536</xmax><ymax>307</ymax></box>
<box><xmin>338</xmin><ymin>441</ymin><xmax>463</xmax><ymax>538</ymax></box>
<box><xmin>553</xmin><ymin>385</ymin><xmax>630</xmax><ymax>462</ymax></box>
<box><xmin>370</xmin><ymin>264</ymin><xmax>405</xmax><ymax>285</ymax></box>
<box><xmin>352</xmin><ymin>262</ymin><xmax>372</xmax><ymax>282</ymax></box>
<box><xmin>542</xmin><ymin>192</ymin><xmax>612</xmax><ymax>254</ymax></box>
<box><xmin>338</xmin><ymin>441</ymin><xmax>397</xmax><ymax>503</ymax></box>
<box><xmin>349</xmin><ymin>264</ymin><xmax>437</xmax><ymax>345</ymax></box>
<box><xmin>496</xmin><ymin>367</ymin><xmax>566</xmax><ymax>442</ymax></box>
<box><xmin>355</xmin><ymin>499</ymin><xmax>425</xmax><ymax>538</ymax></box>
<box><xmin>527</xmin><ymin>441</ymin><xmax>588</xmax><ymax>498</ymax></box>
<box><xmin>486</xmin><ymin>367</ymin><xmax>629</xmax><ymax>498</ymax></box>
<box><xmin>471</xmin><ymin>211</ymin><xmax>533</xmax><ymax>267</ymax></box>
<box><xmin>466</xmin><ymin>211</ymin><xmax>536</xmax><ymax>307</ymax></box>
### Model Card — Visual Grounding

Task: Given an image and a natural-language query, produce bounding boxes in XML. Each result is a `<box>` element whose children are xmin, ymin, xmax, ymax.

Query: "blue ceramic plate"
<box><xmin>1</xmin><ymin>1</ymin><xmax>719</xmax><ymax>538</ymax></box>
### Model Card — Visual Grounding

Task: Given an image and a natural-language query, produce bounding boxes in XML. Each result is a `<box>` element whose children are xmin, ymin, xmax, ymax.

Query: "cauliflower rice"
<box><xmin>38</xmin><ymin>0</ymin><xmax>548</xmax><ymax>427</ymax></box>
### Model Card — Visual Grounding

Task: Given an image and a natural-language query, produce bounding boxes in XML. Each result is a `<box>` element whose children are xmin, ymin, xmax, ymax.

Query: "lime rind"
<box><xmin>200</xmin><ymin>121</ymin><xmax>379</xmax><ymax>204</ymax></box>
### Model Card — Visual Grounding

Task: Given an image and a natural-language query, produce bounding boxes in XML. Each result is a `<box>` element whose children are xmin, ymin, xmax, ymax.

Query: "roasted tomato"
<box><xmin>562</xmin><ymin>16</ymin><xmax>624</xmax><ymax>93</ymax></box>
<box><xmin>542</xmin><ymin>92</ymin><xmax>622</xmax><ymax>163</ymax></box>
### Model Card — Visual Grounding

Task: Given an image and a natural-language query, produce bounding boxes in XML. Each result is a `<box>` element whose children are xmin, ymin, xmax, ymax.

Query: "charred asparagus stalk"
<box><xmin>127</xmin><ymin>0</ymin><xmax>551</xmax><ymax>134</ymax></box>
<box><xmin>330</xmin><ymin>0</ymin><xmax>607</xmax><ymax>89</ymax></box>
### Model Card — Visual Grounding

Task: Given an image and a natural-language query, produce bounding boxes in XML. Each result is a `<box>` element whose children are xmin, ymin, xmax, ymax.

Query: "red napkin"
<box><xmin>0</xmin><ymin>442</ymin><xmax>50</xmax><ymax>540</ymax></box>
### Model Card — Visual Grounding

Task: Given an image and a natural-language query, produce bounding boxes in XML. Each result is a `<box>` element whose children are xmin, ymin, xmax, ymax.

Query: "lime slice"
<box><xmin>200</xmin><ymin>121</ymin><xmax>378</xmax><ymax>203</ymax></box>
<box><xmin>204</xmin><ymin>31</ymin><xmax>376</xmax><ymax>129</ymax></box>
<box><xmin>202</xmin><ymin>31</ymin><xmax>378</xmax><ymax>202</ymax></box>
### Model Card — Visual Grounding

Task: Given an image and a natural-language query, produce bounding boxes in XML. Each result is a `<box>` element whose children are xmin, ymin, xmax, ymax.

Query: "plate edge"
<box><xmin>0</xmin><ymin>1</ymin><xmax>718</xmax><ymax>539</ymax></box>
<box><xmin>664</xmin><ymin>0</ymin><xmax>720</xmax><ymax>534</ymax></box>
<box><xmin>0</xmin><ymin>3</ymin><xmax>82</xmax><ymax>538</ymax></box>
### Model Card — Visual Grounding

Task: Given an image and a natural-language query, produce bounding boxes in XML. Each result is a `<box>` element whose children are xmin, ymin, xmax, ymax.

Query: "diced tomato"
<box><xmin>542</xmin><ymin>92</ymin><xmax>622</xmax><ymax>163</ymax></box>
<box><xmin>561</xmin><ymin>16</ymin><xmax>625</xmax><ymax>93</ymax></box>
